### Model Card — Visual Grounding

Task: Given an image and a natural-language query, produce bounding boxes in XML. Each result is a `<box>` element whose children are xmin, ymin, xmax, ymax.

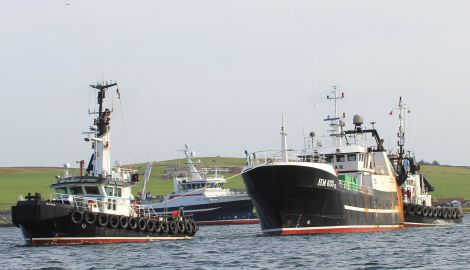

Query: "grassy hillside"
<box><xmin>1</xmin><ymin>161</ymin><xmax>469</xmax><ymax>210</ymax></box>
<box><xmin>420</xmin><ymin>165</ymin><xmax>470</xmax><ymax>199</ymax></box>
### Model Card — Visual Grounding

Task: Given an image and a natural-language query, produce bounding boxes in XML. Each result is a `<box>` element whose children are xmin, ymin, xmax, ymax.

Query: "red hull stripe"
<box><xmin>404</xmin><ymin>222</ymin><xmax>449</xmax><ymax>227</ymax></box>
<box><xmin>30</xmin><ymin>236</ymin><xmax>192</xmax><ymax>245</ymax></box>
<box><xmin>196</xmin><ymin>219</ymin><xmax>259</xmax><ymax>226</ymax></box>
<box><xmin>263</xmin><ymin>225</ymin><xmax>403</xmax><ymax>235</ymax></box>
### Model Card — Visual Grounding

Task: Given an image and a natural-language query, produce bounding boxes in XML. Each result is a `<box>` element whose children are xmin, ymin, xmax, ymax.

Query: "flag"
<box><xmin>116</xmin><ymin>88</ymin><xmax>121</xmax><ymax>99</ymax></box>
<box><xmin>389</xmin><ymin>110</ymin><xmax>393</xmax><ymax>116</ymax></box>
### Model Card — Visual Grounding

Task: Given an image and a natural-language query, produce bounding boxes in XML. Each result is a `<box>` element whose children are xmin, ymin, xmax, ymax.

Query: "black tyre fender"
<box><xmin>129</xmin><ymin>217</ymin><xmax>138</xmax><ymax>230</ymax></box>
<box><xmin>146</xmin><ymin>219</ymin><xmax>156</xmax><ymax>232</ymax></box>
<box><xmin>432</xmin><ymin>207</ymin><xmax>438</xmax><ymax>218</ymax></box>
<box><xmin>98</xmin><ymin>214</ymin><xmax>109</xmax><ymax>227</ymax></box>
<box><xmin>190</xmin><ymin>220</ymin><xmax>198</xmax><ymax>233</ymax></box>
<box><xmin>84</xmin><ymin>211</ymin><xmax>96</xmax><ymax>224</ymax></box>
<box><xmin>109</xmin><ymin>215</ymin><xmax>120</xmax><ymax>228</ymax></box>
<box><xmin>161</xmin><ymin>221</ymin><xmax>169</xmax><ymax>234</ymax></box>
<box><xmin>184</xmin><ymin>221</ymin><xmax>193</xmax><ymax>235</ymax></box>
<box><xmin>416</xmin><ymin>205</ymin><xmax>423</xmax><ymax>216</ymax></box>
<box><xmin>71</xmin><ymin>210</ymin><xmax>83</xmax><ymax>224</ymax></box>
<box><xmin>120</xmin><ymin>216</ymin><xmax>129</xmax><ymax>229</ymax></box>
<box><xmin>170</xmin><ymin>221</ymin><xmax>178</xmax><ymax>235</ymax></box>
<box><xmin>155</xmin><ymin>220</ymin><xmax>162</xmax><ymax>233</ymax></box>
<box><xmin>138</xmin><ymin>217</ymin><xmax>147</xmax><ymax>231</ymax></box>
<box><xmin>178</xmin><ymin>221</ymin><xmax>185</xmax><ymax>234</ymax></box>
<box><xmin>408</xmin><ymin>204</ymin><xmax>416</xmax><ymax>215</ymax></box>
<box><xmin>424</xmin><ymin>206</ymin><xmax>431</xmax><ymax>217</ymax></box>
<box><xmin>442</xmin><ymin>208</ymin><xmax>448</xmax><ymax>219</ymax></box>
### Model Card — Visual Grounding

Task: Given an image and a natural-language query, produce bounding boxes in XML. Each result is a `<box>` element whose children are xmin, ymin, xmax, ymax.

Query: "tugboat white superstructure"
<box><xmin>242</xmin><ymin>88</ymin><xmax>404</xmax><ymax>235</ymax></box>
<box><xmin>388</xmin><ymin>97</ymin><xmax>463</xmax><ymax>226</ymax></box>
<box><xmin>148</xmin><ymin>145</ymin><xmax>258</xmax><ymax>225</ymax></box>
<box><xmin>11</xmin><ymin>82</ymin><xmax>197</xmax><ymax>245</ymax></box>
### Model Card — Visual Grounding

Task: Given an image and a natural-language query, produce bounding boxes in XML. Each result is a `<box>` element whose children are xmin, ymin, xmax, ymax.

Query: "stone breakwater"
<box><xmin>0</xmin><ymin>210</ymin><xmax>12</xmax><ymax>226</ymax></box>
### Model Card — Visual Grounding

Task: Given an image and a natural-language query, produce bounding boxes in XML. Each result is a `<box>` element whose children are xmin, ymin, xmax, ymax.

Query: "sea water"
<box><xmin>1</xmin><ymin>216</ymin><xmax>469</xmax><ymax>269</ymax></box>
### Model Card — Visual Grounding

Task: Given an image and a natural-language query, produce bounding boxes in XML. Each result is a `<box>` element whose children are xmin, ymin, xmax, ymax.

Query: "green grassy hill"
<box><xmin>0</xmin><ymin>160</ymin><xmax>469</xmax><ymax>210</ymax></box>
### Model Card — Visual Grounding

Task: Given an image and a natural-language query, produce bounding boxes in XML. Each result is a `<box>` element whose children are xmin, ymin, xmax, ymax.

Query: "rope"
<box><xmin>117</xmin><ymin>93</ymin><xmax>133</xmax><ymax>159</ymax></box>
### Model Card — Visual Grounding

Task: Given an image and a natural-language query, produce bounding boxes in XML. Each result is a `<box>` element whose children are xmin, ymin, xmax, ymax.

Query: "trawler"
<box><xmin>147</xmin><ymin>145</ymin><xmax>258</xmax><ymax>225</ymax></box>
<box><xmin>11</xmin><ymin>82</ymin><xmax>197</xmax><ymax>245</ymax></box>
<box><xmin>388</xmin><ymin>97</ymin><xmax>463</xmax><ymax>226</ymax></box>
<box><xmin>242</xmin><ymin>88</ymin><xmax>404</xmax><ymax>235</ymax></box>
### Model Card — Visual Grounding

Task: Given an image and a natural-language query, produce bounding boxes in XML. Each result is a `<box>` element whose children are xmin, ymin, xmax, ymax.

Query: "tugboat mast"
<box><xmin>395</xmin><ymin>96</ymin><xmax>410</xmax><ymax>168</ymax></box>
<box><xmin>86</xmin><ymin>81</ymin><xmax>118</xmax><ymax>177</ymax></box>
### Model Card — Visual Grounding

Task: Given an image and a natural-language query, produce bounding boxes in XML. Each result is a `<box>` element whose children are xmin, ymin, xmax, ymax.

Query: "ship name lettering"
<box><xmin>318</xmin><ymin>179</ymin><xmax>337</xmax><ymax>189</ymax></box>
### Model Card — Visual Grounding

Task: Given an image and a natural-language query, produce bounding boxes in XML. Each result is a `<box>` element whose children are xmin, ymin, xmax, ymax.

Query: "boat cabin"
<box><xmin>51</xmin><ymin>176</ymin><xmax>134</xmax><ymax>216</ymax></box>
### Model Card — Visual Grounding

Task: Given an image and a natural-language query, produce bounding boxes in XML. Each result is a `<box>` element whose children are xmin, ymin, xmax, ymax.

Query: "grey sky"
<box><xmin>1</xmin><ymin>1</ymin><xmax>469</xmax><ymax>166</ymax></box>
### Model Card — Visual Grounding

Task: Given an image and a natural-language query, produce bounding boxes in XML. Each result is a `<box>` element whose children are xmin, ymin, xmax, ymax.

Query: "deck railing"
<box><xmin>338</xmin><ymin>180</ymin><xmax>373</xmax><ymax>195</ymax></box>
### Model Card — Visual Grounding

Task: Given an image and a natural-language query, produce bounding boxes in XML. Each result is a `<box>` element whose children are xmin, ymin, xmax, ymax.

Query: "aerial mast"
<box><xmin>86</xmin><ymin>81</ymin><xmax>118</xmax><ymax>177</ymax></box>
<box><xmin>324</xmin><ymin>86</ymin><xmax>345</xmax><ymax>147</ymax></box>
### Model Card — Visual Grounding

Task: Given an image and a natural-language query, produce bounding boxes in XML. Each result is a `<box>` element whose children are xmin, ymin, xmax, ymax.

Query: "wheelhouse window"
<box><xmin>84</xmin><ymin>186</ymin><xmax>100</xmax><ymax>195</ymax></box>
<box><xmin>105</xmin><ymin>187</ymin><xmax>114</xmax><ymax>196</ymax></box>
<box><xmin>115</xmin><ymin>188</ymin><xmax>122</xmax><ymax>197</ymax></box>
<box><xmin>54</xmin><ymin>187</ymin><xmax>68</xmax><ymax>194</ymax></box>
<box><xmin>336</xmin><ymin>155</ymin><xmax>346</xmax><ymax>162</ymax></box>
<box><xmin>325</xmin><ymin>155</ymin><xmax>334</xmax><ymax>163</ymax></box>
<box><xmin>347</xmin><ymin>154</ymin><xmax>357</xmax><ymax>161</ymax></box>
<box><xmin>69</xmin><ymin>186</ymin><xmax>83</xmax><ymax>195</ymax></box>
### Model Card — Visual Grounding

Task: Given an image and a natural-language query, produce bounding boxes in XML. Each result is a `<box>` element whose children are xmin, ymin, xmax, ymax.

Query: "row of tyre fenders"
<box><xmin>403</xmin><ymin>203</ymin><xmax>463</xmax><ymax>219</ymax></box>
<box><xmin>70</xmin><ymin>210</ymin><xmax>198</xmax><ymax>235</ymax></box>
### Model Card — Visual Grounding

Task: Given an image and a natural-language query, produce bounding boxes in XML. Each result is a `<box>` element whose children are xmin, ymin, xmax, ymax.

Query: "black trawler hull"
<box><xmin>242</xmin><ymin>164</ymin><xmax>404</xmax><ymax>235</ymax></box>
<box><xmin>12</xmin><ymin>199</ymin><xmax>194</xmax><ymax>245</ymax></box>
<box><xmin>403</xmin><ymin>203</ymin><xmax>463</xmax><ymax>227</ymax></box>
<box><xmin>152</xmin><ymin>198</ymin><xmax>258</xmax><ymax>226</ymax></box>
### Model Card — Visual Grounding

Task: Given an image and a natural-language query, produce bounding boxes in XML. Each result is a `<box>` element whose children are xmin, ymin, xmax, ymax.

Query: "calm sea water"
<box><xmin>1</xmin><ymin>216</ymin><xmax>469</xmax><ymax>270</ymax></box>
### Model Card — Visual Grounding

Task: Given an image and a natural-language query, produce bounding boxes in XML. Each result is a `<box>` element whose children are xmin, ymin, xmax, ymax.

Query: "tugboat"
<box><xmin>147</xmin><ymin>144</ymin><xmax>258</xmax><ymax>225</ymax></box>
<box><xmin>388</xmin><ymin>97</ymin><xmax>463</xmax><ymax>226</ymax></box>
<box><xmin>11</xmin><ymin>81</ymin><xmax>197</xmax><ymax>245</ymax></box>
<box><xmin>242</xmin><ymin>88</ymin><xmax>404</xmax><ymax>235</ymax></box>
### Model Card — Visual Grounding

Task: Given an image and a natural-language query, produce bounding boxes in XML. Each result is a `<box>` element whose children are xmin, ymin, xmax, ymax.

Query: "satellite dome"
<box><xmin>353</xmin><ymin>114</ymin><xmax>364</xmax><ymax>126</ymax></box>
<box><xmin>309</xmin><ymin>131</ymin><xmax>315</xmax><ymax>138</ymax></box>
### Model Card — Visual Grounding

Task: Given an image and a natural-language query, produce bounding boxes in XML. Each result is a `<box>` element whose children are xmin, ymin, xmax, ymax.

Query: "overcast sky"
<box><xmin>1</xmin><ymin>0</ymin><xmax>469</xmax><ymax>167</ymax></box>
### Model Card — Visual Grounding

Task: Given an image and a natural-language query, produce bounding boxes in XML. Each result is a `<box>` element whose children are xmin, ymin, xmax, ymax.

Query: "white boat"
<box><xmin>148</xmin><ymin>145</ymin><xmax>258</xmax><ymax>225</ymax></box>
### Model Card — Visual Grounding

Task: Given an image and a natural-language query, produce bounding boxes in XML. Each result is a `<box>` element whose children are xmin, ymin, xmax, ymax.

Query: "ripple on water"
<box><xmin>1</xmin><ymin>216</ymin><xmax>469</xmax><ymax>269</ymax></box>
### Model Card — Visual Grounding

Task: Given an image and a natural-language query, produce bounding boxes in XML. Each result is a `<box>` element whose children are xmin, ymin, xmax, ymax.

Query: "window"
<box><xmin>115</xmin><ymin>188</ymin><xmax>122</xmax><ymax>197</ymax></box>
<box><xmin>347</xmin><ymin>154</ymin><xmax>357</xmax><ymax>161</ymax></box>
<box><xmin>55</xmin><ymin>187</ymin><xmax>68</xmax><ymax>194</ymax></box>
<box><xmin>84</xmin><ymin>186</ymin><xmax>100</xmax><ymax>195</ymax></box>
<box><xmin>69</xmin><ymin>186</ymin><xmax>83</xmax><ymax>195</ymax></box>
<box><xmin>105</xmin><ymin>187</ymin><xmax>114</xmax><ymax>196</ymax></box>
<box><xmin>325</xmin><ymin>155</ymin><xmax>333</xmax><ymax>163</ymax></box>
<box><xmin>336</xmin><ymin>155</ymin><xmax>346</xmax><ymax>162</ymax></box>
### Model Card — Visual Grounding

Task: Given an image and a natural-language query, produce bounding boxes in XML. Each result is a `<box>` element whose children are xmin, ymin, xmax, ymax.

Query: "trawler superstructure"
<box><xmin>242</xmin><ymin>88</ymin><xmax>404</xmax><ymax>235</ymax></box>
<box><xmin>148</xmin><ymin>145</ymin><xmax>258</xmax><ymax>225</ymax></box>
<box><xmin>11</xmin><ymin>81</ymin><xmax>197</xmax><ymax>245</ymax></box>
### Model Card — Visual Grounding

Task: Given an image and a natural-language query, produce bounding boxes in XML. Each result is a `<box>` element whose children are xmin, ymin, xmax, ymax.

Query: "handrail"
<box><xmin>338</xmin><ymin>180</ymin><xmax>373</xmax><ymax>195</ymax></box>
<box><xmin>51</xmin><ymin>193</ymin><xmax>177</xmax><ymax>219</ymax></box>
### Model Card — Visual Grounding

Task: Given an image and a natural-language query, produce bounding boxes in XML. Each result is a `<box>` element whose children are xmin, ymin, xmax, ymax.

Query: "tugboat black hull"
<box><xmin>152</xmin><ymin>198</ymin><xmax>258</xmax><ymax>226</ymax></box>
<box><xmin>403</xmin><ymin>203</ymin><xmax>463</xmax><ymax>227</ymax></box>
<box><xmin>242</xmin><ymin>164</ymin><xmax>404</xmax><ymax>235</ymax></box>
<box><xmin>12</xmin><ymin>199</ymin><xmax>194</xmax><ymax>245</ymax></box>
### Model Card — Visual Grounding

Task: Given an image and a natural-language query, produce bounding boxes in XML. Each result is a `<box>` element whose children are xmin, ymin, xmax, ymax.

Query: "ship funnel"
<box><xmin>353</xmin><ymin>114</ymin><xmax>364</xmax><ymax>127</ymax></box>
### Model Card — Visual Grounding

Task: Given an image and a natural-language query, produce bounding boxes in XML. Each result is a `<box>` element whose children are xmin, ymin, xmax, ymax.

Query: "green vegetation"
<box><xmin>1</xmin><ymin>161</ymin><xmax>468</xmax><ymax>211</ymax></box>
<box><xmin>421</xmin><ymin>165</ymin><xmax>470</xmax><ymax>199</ymax></box>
